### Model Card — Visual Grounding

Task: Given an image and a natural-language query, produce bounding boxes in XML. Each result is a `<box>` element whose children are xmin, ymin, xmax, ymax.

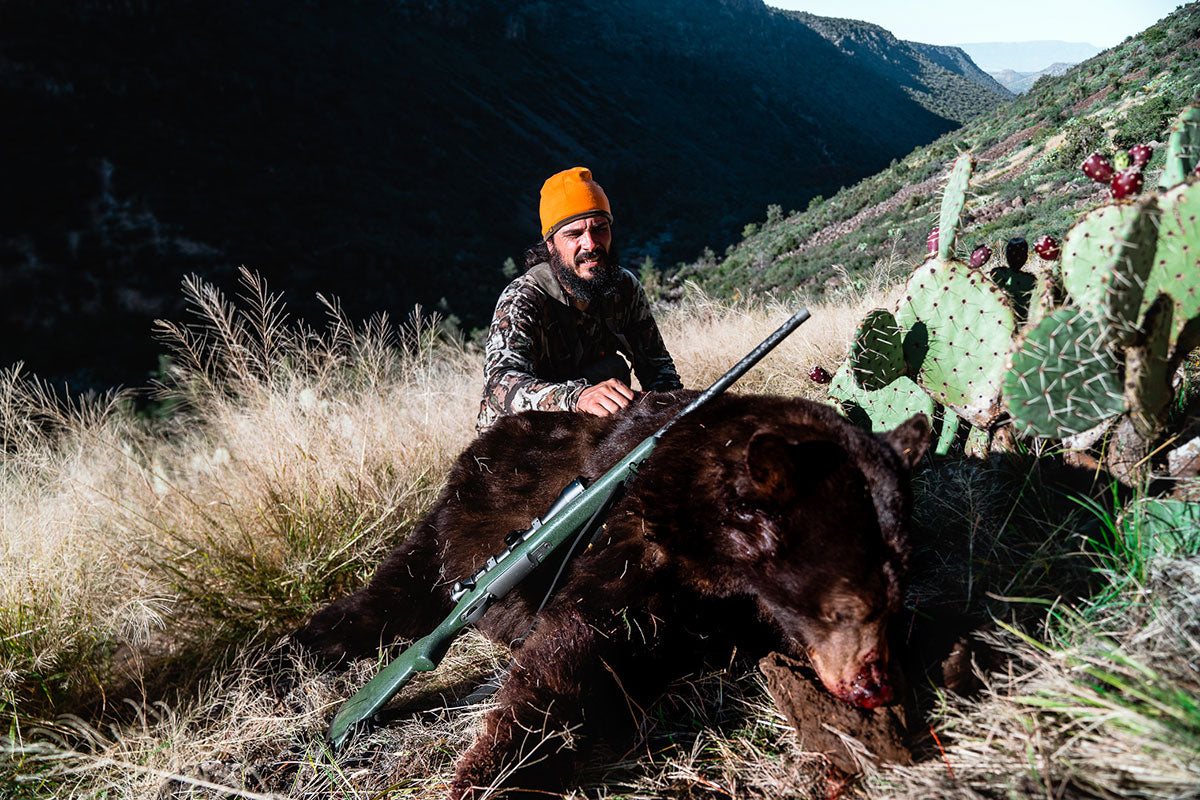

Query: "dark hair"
<box><xmin>523</xmin><ymin>240</ymin><xmax>550</xmax><ymax>271</ymax></box>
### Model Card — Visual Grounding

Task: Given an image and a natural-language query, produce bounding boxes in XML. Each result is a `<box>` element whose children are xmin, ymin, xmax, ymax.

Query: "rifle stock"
<box><xmin>326</xmin><ymin>307</ymin><xmax>811</xmax><ymax>750</ymax></box>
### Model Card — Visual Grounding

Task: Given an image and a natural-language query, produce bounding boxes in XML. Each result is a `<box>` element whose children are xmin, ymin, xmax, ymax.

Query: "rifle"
<box><xmin>326</xmin><ymin>307</ymin><xmax>811</xmax><ymax>750</ymax></box>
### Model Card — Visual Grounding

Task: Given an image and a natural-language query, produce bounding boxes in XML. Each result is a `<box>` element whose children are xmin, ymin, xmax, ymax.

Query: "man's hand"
<box><xmin>576</xmin><ymin>379</ymin><xmax>635</xmax><ymax>417</ymax></box>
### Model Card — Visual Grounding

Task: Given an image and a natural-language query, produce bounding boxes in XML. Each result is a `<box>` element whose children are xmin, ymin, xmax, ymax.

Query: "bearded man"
<box><xmin>477</xmin><ymin>167</ymin><xmax>682</xmax><ymax>431</ymax></box>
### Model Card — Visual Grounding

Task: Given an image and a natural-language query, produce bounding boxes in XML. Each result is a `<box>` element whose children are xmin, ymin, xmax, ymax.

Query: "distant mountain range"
<box><xmin>954</xmin><ymin>40</ymin><xmax>1103</xmax><ymax>73</ymax></box>
<box><xmin>1</xmin><ymin>0</ymin><xmax>1010</xmax><ymax>391</ymax></box>
<box><xmin>989</xmin><ymin>63</ymin><xmax>1076</xmax><ymax>95</ymax></box>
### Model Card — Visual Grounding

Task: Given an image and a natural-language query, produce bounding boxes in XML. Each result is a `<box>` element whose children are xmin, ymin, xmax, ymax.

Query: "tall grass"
<box><xmin>1</xmin><ymin>268</ymin><xmax>479</xmax><ymax>720</ymax></box>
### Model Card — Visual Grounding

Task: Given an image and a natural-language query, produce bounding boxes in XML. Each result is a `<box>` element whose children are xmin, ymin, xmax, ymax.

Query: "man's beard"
<box><xmin>548</xmin><ymin>244</ymin><xmax>621</xmax><ymax>305</ymax></box>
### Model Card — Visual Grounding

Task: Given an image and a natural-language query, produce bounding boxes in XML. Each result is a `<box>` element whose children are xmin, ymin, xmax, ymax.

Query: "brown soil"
<box><xmin>759</xmin><ymin>652</ymin><xmax>912</xmax><ymax>774</ymax></box>
<box><xmin>979</xmin><ymin>122</ymin><xmax>1046</xmax><ymax>164</ymax></box>
<box><xmin>1072</xmin><ymin>84</ymin><xmax>1114</xmax><ymax>113</ymax></box>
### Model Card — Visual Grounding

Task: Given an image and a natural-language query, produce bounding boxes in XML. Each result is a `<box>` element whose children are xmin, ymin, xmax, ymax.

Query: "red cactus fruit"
<box><xmin>969</xmin><ymin>244</ymin><xmax>992</xmax><ymax>268</ymax></box>
<box><xmin>926</xmin><ymin>226</ymin><xmax>939</xmax><ymax>255</ymax></box>
<box><xmin>1081</xmin><ymin>152</ymin><xmax>1115</xmax><ymax>184</ymax></box>
<box><xmin>1129</xmin><ymin>143</ymin><xmax>1152</xmax><ymax>169</ymax></box>
<box><xmin>1034</xmin><ymin>234</ymin><xmax>1061</xmax><ymax>261</ymax></box>
<box><xmin>1110</xmin><ymin>168</ymin><xmax>1144</xmax><ymax>200</ymax></box>
<box><xmin>808</xmin><ymin>365</ymin><xmax>831</xmax><ymax>384</ymax></box>
<box><xmin>1004</xmin><ymin>236</ymin><xmax>1028</xmax><ymax>269</ymax></box>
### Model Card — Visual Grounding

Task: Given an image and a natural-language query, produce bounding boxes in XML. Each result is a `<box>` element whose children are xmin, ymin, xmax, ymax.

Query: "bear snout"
<box><xmin>843</xmin><ymin>659</ymin><xmax>893</xmax><ymax>709</ymax></box>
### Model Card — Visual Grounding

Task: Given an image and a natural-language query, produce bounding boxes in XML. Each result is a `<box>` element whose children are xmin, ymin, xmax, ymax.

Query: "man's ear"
<box><xmin>746</xmin><ymin>430</ymin><xmax>846</xmax><ymax>499</ymax></box>
<box><xmin>880</xmin><ymin>414</ymin><xmax>931</xmax><ymax>470</ymax></box>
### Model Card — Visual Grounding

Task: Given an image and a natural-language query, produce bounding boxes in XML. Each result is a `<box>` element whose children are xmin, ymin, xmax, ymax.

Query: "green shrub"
<box><xmin>1113</xmin><ymin>94</ymin><xmax>1176</xmax><ymax>148</ymax></box>
<box><xmin>1050</xmin><ymin>116</ymin><xmax>1108</xmax><ymax>169</ymax></box>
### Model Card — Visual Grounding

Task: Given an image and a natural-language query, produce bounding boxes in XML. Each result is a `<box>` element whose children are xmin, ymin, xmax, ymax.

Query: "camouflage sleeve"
<box><xmin>477</xmin><ymin>279</ymin><xmax>587</xmax><ymax>431</ymax></box>
<box><xmin>620</xmin><ymin>278</ymin><xmax>683</xmax><ymax>392</ymax></box>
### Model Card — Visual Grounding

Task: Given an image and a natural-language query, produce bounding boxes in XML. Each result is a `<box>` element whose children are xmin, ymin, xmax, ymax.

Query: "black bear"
<box><xmin>291</xmin><ymin>391</ymin><xmax>929</xmax><ymax>798</ymax></box>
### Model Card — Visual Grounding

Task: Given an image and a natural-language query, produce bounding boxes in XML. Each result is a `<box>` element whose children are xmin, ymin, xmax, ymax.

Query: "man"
<box><xmin>477</xmin><ymin>167</ymin><xmax>682</xmax><ymax>431</ymax></box>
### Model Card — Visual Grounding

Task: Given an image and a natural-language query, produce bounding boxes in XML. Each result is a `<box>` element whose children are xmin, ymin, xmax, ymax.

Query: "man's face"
<box><xmin>546</xmin><ymin>215</ymin><xmax>619</xmax><ymax>304</ymax></box>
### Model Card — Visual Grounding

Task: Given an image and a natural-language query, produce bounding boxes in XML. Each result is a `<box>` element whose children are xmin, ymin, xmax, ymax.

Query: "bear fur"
<box><xmin>291</xmin><ymin>391</ymin><xmax>929</xmax><ymax>799</ymax></box>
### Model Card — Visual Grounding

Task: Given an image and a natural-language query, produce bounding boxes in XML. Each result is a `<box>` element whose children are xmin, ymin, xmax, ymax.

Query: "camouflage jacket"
<box><xmin>477</xmin><ymin>262</ymin><xmax>682</xmax><ymax>430</ymax></box>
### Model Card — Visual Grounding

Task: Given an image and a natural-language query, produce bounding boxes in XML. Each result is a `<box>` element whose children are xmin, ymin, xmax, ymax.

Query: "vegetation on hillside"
<box><xmin>681</xmin><ymin>2</ymin><xmax>1200</xmax><ymax>302</ymax></box>
<box><xmin>784</xmin><ymin>11</ymin><xmax>1014</xmax><ymax>124</ymax></box>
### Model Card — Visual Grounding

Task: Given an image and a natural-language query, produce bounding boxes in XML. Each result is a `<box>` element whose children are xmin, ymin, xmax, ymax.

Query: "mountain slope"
<box><xmin>783</xmin><ymin>11</ymin><xmax>1014</xmax><ymax>123</ymax></box>
<box><xmin>1</xmin><ymin>0</ymin><xmax>995</xmax><ymax>389</ymax></box>
<box><xmin>685</xmin><ymin>3</ymin><xmax>1200</xmax><ymax>299</ymax></box>
<box><xmin>905</xmin><ymin>41</ymin><xmax>1012</xmax><ymax>96</ymax></box>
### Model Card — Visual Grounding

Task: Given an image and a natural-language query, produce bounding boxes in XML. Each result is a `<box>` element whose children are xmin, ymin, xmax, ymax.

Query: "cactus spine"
<box><xmin>938</xmin><ymin>154</ymin><xmax>974</xmax><ymax>260</ymax></box>
<box><xmin>1004</xmin><ymin>309</ymin><xmax>1125</xmax><ymax>438</ymax></box>
<box><xmin>1158</xmin><ymin>106</ymin><xmax>1200</xmax><ymax>189</ymax></box>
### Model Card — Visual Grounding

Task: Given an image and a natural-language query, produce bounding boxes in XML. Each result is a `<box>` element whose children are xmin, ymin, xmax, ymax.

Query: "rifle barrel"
<box><xmin>656</xmin><ymin>307</ymin><xmax>811</xmax><ymax>437</ymax></box>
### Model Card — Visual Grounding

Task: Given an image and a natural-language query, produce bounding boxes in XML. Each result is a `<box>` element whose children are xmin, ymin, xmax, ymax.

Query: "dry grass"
<box><xmin>660</xmin><ymin>261</ymin><xmax>906</xmax><ymax>402</ymax></box>
<box><xmin>2</xmin><ymin>266</ymin><xmax>1198</xmax><ymax>799</ymax></box>
<box><xmin>880</xmin><ymin>556</ymin><xmax>1200</xmax><ymax>800</ymax></box>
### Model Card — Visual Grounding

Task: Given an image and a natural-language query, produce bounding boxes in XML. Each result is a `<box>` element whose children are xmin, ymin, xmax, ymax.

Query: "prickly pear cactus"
<box><xmin>1061</xmin><ymin>198</ymin><xmax>1159</xmax><ymax>346</ymax></box>
<box><xmin>964</xmin><ymin>425</ymin><xmax>990</xmax><ymax>459</ymax></box>
<box><xmin>829</xmin><ymin>363</ymin><xmax>959</xmax><ymax>456</ymax></box>
<box><xmin>1118</xmin><ymin>498</ymin><xmax>1200</xmax><ymax>557</ymax></box>
<box><xmin>938</xmin><ymin>154</ymin><xmax>974</xmax><ymax>260</ymax></box>
<box><xmin>828</xmin><ymin>363</ymin><xmax>933</xmax><ymax>430</ymax></box>
<box><xmin>1026</xmin><ymin>271</ymin><xmax>1062</xmax><ymax>330</ymax></box>
<box><xmin>1158</xmin><ymin>106</ymin><xmax>1200</xmax><ymax>189</ymax></box>
<box><xmin>989</xmin><ymin>266</ymin><xmax>1036</xmax><ymax>322</ymax></box>
<box><xmin>1004</xmin><ymin>308</ymin><xmax>1125</xmax><ymax>438</ymax></box>
<box><xmin>895</xmin><ymin>258</ymin><xmax>1016</xmax><ymax>428</ymax></box>
<box><xmin>849</xmin><ymin>309</ymin><xmax>907</xmax><ymax>391</ymax></box>
<box><xmin>1124</xmin><ymin>293</ymin><xmax>1174</xmax><ymax>439</ymax></box>
<box><xmin>1140</xmin><ymin>179</ymin><xmax>1200</xmax><ymax>356</ymax></box>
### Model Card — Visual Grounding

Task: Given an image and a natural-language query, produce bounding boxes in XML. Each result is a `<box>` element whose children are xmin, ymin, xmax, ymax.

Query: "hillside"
<box><xmin>784</xmin><ymin>11</ymin><xmax>1014</xmax><ymax>123</ymax></box>
<box><xmin>0</xmin><ymin>0</ymin><xmax>1005</xmax><ymax>392</ymax></box>
<box><xmin>684</xmin><ymin>3</ymin><xmax>1200</xmax><ymax>299</ymax></box>
<box><xmin>905</xmin><ymin>41</ymin><xmax>1009</xmax><ymax>94</ymax></box>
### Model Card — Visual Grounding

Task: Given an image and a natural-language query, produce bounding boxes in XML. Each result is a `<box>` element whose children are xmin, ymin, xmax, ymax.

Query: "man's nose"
<box><xmin>580</xmin><ymin>230</ymin><xmax>595</xmax><ymax>250</ymax></box>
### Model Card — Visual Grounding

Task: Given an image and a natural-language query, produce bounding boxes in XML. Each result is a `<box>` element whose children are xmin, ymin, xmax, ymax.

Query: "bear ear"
<box><xmin>746</xmin><ymin>430</ymin><xmax>846</xmax><ymax>498</ymax></box>
<box><xmin>880</xmin><ymin>413</ymin><xmax>931</xmax><ymax>470</ymax></box>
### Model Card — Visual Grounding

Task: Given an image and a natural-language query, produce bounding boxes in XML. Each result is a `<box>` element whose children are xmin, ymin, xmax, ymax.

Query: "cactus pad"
<box><xmin>964</xmin><ymin>426</ymin><xmax>990</xmax><ymax>459</ymax></box>
<box><xmin>895</xmin><ymin>258</ymin><xmax>1016</xmax><ymax>428</ymax></box>
<box><xmin>938</xmin><ymin>154</ymin><xmax>974</xmax><ymax>260</ymax></box>
<box><xmin>1004</xmin><ymin>309</ymin><xmax>1125</xmax><ymax>438</ymax></box>
<box><xmin>1061</xmin><ymin>198</ymin><xmax>1159</xmax><ymax>346</ymax></box>
<box><xmin>989</xmin><ymin>267</ymin><xmax>1036</xmax><ymax>322</ymax></box>
<box><xmin>828</xmin><ymin>363</ymin><xmax>934</xmax><ymax>433</ymax></box>
<box><xmin>1118</xmin><ymin>498</ymin><xmax>1200</xmax><ymax>557</ymax></box>
<box><xmin>1026</xmin><ymin>271</ymin><xmax>1062</xmax><ymax>330</ymax></box>
<box><xmin>849</xmin><ymin>309</ymin><xmax>907</xmax><ymax>391</ymax></box>
<box><xmin>1141</xmin><ymin>179</ymin><xmax>1200</xmax><ymax>355</ymax></box>
<box><xmin>1124</xmin><ymin>293</ymin><xmax>1174</xmax><ymax>439</ymax></box>
<box><xmin>1158</xmin><ymin>105</ymin><xmax>1200</xmax><ymax>190</ymax></box>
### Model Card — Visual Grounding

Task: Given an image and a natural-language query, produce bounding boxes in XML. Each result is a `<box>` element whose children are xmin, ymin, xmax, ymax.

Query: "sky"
<box><xmin>769</xmin><ymin>0</ymin><xmax>1182</xmax><ymax>47</ymax></box>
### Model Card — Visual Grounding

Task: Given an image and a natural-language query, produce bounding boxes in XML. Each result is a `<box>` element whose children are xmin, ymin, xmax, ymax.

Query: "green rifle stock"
<box><xmin>326</xmin><ymin>307</ymin><xmax>811</xmax><ymax>750</ymax></box>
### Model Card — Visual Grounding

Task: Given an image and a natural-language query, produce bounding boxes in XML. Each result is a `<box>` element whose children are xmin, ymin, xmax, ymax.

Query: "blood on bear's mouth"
<box><xmin>839</xmin><ymin>660</ymin><xmax>894</xmax><ymax>709</ymax></box>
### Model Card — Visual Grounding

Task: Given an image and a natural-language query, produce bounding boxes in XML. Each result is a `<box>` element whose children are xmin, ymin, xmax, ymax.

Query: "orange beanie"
<box><xmin>539</xmin><ymin>167</ymin><xmax>612</xmax><ymax>239</ymax></box>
